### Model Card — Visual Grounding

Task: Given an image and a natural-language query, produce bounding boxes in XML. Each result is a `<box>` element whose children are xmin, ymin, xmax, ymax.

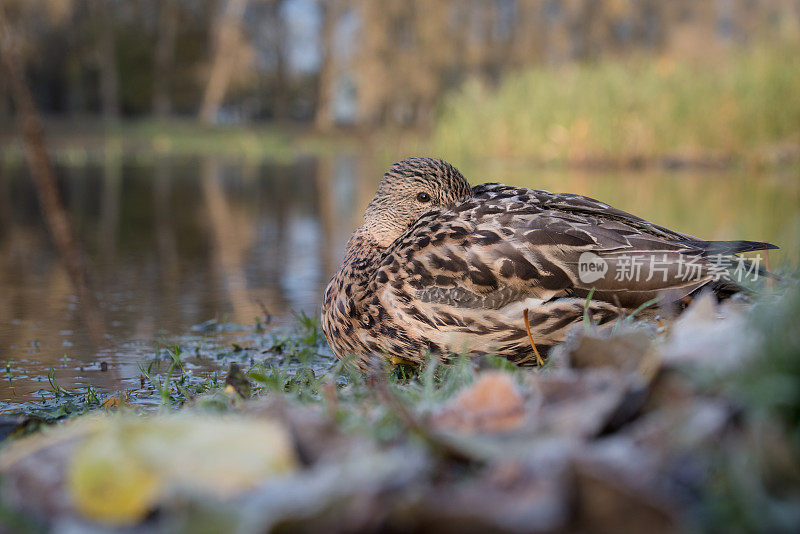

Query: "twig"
<box><xmin>523</xmin><ymin>309</ymin><xmax>544</xmax><ymax>366</ymax></box>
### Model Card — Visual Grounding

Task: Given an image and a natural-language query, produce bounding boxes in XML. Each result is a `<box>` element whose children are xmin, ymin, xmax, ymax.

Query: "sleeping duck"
<box><xmin>321</xmin><ymin>157</ymin><xmax>776</xmax><ymax>368</ymax></box>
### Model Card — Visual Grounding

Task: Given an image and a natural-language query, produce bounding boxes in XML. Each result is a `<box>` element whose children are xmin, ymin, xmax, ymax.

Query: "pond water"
<box><xmin>1</xmin><ymin>153</ymin><xmax>798</xmax><ymax>409</ymax></box>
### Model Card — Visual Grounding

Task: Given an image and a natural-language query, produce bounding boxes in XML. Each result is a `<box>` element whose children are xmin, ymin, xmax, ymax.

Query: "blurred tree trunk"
<box><xmin>0</xmin><ymin>74</ymin><xmax>8</xmax><ymax>118</ymax></box>
<box><xmin>476</xmin><ymin>0</ymin><xmax>498</xmax><ymax>81</ymax></box>
<box><xmin>65</xmin><ymin>8</ymin><xmax>86</xmax><ymax>117</ymax></box>
<box><xmin>93</xmin><ymin>0</ymin><xmax>120</xmax><ymax>121</ymax></box>
<box><xmin>355</xmin><ymin>0</ymin><xmax>390</xmax><ymax>127</ymax></box>
<box><xmin>271</xmin><ymin>0</ymin><xmax>289</xmax><ymax>122</ymax></box>
<box><xmin>66</xmin><ymin>58</ymin><xmax>86</xmax><ymax>116</ymax></box>
<box><xmin>314</xmin><ymin>0</ymin><xmax>343</xmax><ymax>131</ymax></box>
<box><xmin>410</xmin><ymin>0</ymin><xmax>451</xmax><ymax>128</ymax></box>
<box><xmin>199</xmin><ymin>0</ymin><xmax>248</xmax><ymax>125</ymax></box>
<box><xmin>638</xmin><ymin>0</ymin><xmax>665</xmax><ymax>49</ymax></box>
<box><xmin>0</xmin><ymin>5</ymin><xmax>106</xmax><ymax>346</ymax></box>
<box><xmin>547</xmin><ymin>0</ymin><xmax>572</xmax><ymax>63</ymax></box>
<box><xmin>153</xmin><ymin>0</ymin><xmax>178</xmax><ymax>117</ymax></box>
<box><xmin>511</xmin><ymin>0</ymin><xmax>547</xmax><ymax>68</ymax></box>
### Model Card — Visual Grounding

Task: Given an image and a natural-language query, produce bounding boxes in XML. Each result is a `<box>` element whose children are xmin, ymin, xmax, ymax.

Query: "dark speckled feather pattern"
<box><xmin>321</xmin><ymin>159</ymin><xmax>777</xmax><ymax>368</ymax></box>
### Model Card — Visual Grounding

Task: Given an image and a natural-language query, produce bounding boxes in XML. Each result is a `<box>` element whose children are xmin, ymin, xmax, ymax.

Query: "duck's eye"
<box><xmin>416</xmin><ymin>192</ymin><xmax>431</xmax><ymax>203</ymax></box>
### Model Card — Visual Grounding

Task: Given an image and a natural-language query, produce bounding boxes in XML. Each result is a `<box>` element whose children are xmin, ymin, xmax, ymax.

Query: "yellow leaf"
<box><xmin>68</xmin><ymin>432</ymin><xmax>161</xmax><ymax>525</ymax></box>
<box><xmin>65</xmin><ymin>414</ymin><xmax>297</xmax><ymax>525</ymax></box>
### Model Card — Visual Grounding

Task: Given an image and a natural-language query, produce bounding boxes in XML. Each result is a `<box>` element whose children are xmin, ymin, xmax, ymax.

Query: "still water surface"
<box><xmin>1</xmin><ymin>153</ymin><xmax>798</xmax><ymax>408</ymax></box>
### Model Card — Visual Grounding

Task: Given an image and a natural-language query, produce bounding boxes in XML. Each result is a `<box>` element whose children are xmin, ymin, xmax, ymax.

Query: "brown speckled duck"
<box><xmin>321</xmin><ymin>157</ymin><xmax>776</xmax><ymax>368</ymax></box>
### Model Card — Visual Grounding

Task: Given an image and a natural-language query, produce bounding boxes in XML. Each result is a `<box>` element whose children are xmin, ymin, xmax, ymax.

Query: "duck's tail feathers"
<box><xmin>676</xmin><ymin>239</ymin><xmax>780</xmax><ymax>281</ymax></box>
<box><xmin>675</xmin><ymin>239</ymin><xmax>779</xmax><ymax>255</ymax></box>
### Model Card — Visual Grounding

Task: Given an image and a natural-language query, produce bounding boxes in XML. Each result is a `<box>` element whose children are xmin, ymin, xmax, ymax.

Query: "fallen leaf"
<box><xmin>432</xmin><ymin>371</ymin><xmax>525</xmax><ymax>434</ymax></box>
<box><xmin>61</xmin><ymin>413</ymin><xmax>296</xmax><ymax>525</ymax></box>
<box><xmin>101</xmin><ymin>397</ymin><xmax>120</xmax><ymax>409</ymax></box>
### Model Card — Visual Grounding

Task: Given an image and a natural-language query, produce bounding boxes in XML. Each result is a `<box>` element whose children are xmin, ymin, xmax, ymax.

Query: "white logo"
<box><xmin>578</xmin><ymin>251</ymin><xmax>608</xmax><ymax>283</ymax></box>
<box><xmin>576</xmin><ymin>252</ymin><xmax>762</xmax><ymax>284</ymax></box>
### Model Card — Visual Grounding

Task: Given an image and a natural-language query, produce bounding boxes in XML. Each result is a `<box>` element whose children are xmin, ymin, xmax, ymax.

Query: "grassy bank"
<box><xmin>0</xmin><ymin>119</ymin><xmax>357</xmax><ymax>165</ymax></box>
<box><xmin>432</xmin><ymin>41</ymin><xmax>800</xmax><ymax>166</ymax></box>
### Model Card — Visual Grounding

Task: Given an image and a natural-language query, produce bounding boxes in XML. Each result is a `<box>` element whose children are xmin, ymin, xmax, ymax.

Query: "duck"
<box><xmin>321</xmin><ymin>157</ymin><xmax>777</xmax><ymax>368</ymax></box>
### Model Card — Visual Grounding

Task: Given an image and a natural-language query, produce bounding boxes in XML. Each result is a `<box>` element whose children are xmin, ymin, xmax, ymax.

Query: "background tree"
<box><xmin>199</xmin><ymin>0</ymin><xmax>249</xmax><ymax>125</ymax></box>
<box><xmin>153</xmin><ymin>0</ymin><xmax>178</xmax><ymax>117</ymax></box>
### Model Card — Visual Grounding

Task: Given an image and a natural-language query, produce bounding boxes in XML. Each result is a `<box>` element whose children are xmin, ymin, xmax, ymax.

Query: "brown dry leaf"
<box><xmin>527</xmin><ymin>370</ymin><xmax>631</xmax><ymax>438</ymax></box>
<box><xmin>659</xmin><ymin>292</ymin><xmax>755</xmax><ymax>371</ymax></box>
<box><xmin>572</xmin><ymin>463</ymin><xmax>678</xmax><ymax>534</ymax></box>
<box><xmin>101</xmin><ymin>397</ymin><xmax>121</xmax><ymax>409</ymax></box>
<box><xmin>432</xmin><ymin>371</ymin><xmax>525</xmax><ymax>434</ymax></box>
<box><xmin>567</xmin><ymin>329</ymin><xmax>654</xmax><ymax>373</ymax></box>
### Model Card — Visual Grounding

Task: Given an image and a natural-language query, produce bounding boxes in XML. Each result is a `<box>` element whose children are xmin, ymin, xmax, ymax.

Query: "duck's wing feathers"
<box><xmin>475</xmin><ymin>184</ymin><xmax>778</xmax><ymax>254</ymax></box>
<box><xmin>473</xmin><ymin>183</ymin><xmax>700</xmax><ymax>242</ymax></box>
<box><xmin>374</xmin><ymin>185</ymin><xmax>768</xmax><ymax>316</ymax></box>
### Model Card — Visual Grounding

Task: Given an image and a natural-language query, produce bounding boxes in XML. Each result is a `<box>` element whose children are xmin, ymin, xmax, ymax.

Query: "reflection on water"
<box><xmin>0</xmin><ymin>154</ymin><xmax>373</xmax><ymax>406</ymax></box>
<box><xmin>0</xmin><ymin>153</ymin><xmax>798</xmax><ymax>406</ymax></box>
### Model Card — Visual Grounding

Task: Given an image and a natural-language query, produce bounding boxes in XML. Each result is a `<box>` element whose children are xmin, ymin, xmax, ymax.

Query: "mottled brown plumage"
<box><xmin>321</xmin><ymin>157</ymin><xmax>776</xmax><ymax>368</ymax></box>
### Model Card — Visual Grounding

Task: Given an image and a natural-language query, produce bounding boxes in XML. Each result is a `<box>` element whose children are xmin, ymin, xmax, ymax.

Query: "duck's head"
<box><xmin>363</xmin><ymin>157</ymin><xmax>471</xmax><ymax>248</ymax></box>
